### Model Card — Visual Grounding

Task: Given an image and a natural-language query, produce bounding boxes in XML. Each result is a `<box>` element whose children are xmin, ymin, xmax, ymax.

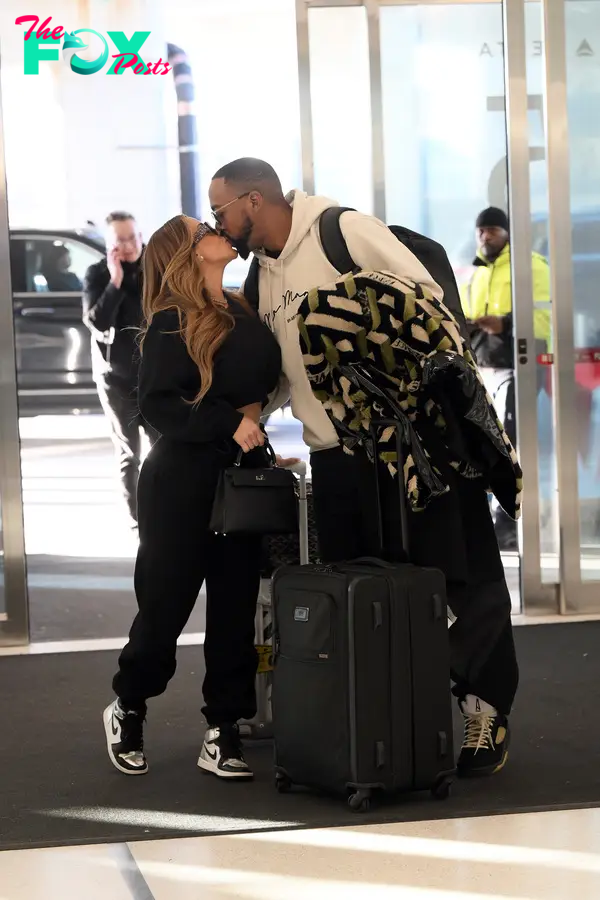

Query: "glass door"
<box><xmin>537</xmin><ymin>0</ymin><xmax>600</xmax><ymax>611</ymax></box>
<box><xmin>0</xmin><ymin>73</ymin><xmax>28</xmax><ymax>648</ymax></box>
<box><xmin>295</xmin><ymin>0</ymin><xmax>563</xmax><ymax>614</ymax></box>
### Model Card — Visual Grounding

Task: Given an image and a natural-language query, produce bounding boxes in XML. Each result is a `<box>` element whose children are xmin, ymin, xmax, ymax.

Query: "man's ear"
<box><xmin>249</xmin><ymin>191</ymin><xmax>263</xmax><ymax>210</ymax></box>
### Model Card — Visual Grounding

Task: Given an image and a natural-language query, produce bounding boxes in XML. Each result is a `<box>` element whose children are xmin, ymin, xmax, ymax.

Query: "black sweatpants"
<box><xmin>310</xmin><ymin>445</ymin><xmax>519</xmax><ymax>716</ymax></box>
<box><xmin>96</xmin><ymin>379</ymin><xmax>160</xmax><ymax>522</ymax></box>
<box><xmin>113</xmin><ymin>439</ymin><xmax>262</xmax><ymax>725</ymax></box>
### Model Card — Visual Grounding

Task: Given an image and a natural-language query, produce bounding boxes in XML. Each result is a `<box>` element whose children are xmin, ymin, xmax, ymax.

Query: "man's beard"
<box><xmin>225</xmin><ymin>217</ymin><xmax>253</xmax><ymax>260</ymax></box>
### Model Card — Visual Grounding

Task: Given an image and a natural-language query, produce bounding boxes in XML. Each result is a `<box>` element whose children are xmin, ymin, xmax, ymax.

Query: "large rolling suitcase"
<box><xmin>239</xmin><ymin>461</ymin><xmax>312</xmax><ymax>741</ymax></box>
<box><xmin>271</xmin><ymin>422</ymin><xmax>456</xmax><ymax>810</ymax></box>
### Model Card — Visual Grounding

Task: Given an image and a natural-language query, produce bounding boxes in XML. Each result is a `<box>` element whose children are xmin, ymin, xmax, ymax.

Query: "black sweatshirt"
<box><xmin>139</xmin><ymin>302</ymin><xmax>281</xmax><ymax>443</ymax></box>
<box><xmin>82</xmin><ymin>255</ymin><xmax>145</xmax><ymax>385</ymax></box>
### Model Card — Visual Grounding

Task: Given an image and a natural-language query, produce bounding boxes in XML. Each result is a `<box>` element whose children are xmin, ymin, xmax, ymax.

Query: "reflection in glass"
<box><xmin>519</xmin><ymin>5</ymin><xmax>559</xmax><ymax>584</ymax></box>
<box><xmin>0</xmin><ymin>495</ymin><xmax>4</xmax><ymax>619</ymax></box>
<box><xmin>565</xmin><ymin>2</ymin><xmax>600</xmax><ymax>578</ymax></box>
<box><xmin>308</xmin><ymin>6</ymin><xmax>373</xmax><ymax>213</ymax></box>
<box><xmin>379</xmin><ymin>3</ymin><xmax>523</xmax><ymax>612</ymax></box>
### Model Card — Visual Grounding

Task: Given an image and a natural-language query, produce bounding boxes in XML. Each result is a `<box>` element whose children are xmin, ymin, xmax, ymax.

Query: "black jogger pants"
<box><xmin>113</xmin><ymin>439</ymin><xmax>262</xmax><ymax>725</ymax></box>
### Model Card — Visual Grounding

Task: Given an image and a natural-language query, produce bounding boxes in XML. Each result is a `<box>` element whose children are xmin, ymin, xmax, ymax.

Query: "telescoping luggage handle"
<box><xmin>279</xmin><ymin>459</ymin><xmax>310</xmax><ymax>566</ymax></box>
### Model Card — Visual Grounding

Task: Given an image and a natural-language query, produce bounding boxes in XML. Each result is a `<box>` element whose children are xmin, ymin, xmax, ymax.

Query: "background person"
<box><xmin>460</xmin><ymin>206</ymin><xmax>551</xmax><ymax>549</ymax></box>
<box><xmin>83</xmin><ymin>211</ymin><xmax>159</xmax><ymax>528</ymax></box>
<box><xmin>42</xmin><ymin>245</ymin><xmax>82</xmax><ymax>292</ymax></box>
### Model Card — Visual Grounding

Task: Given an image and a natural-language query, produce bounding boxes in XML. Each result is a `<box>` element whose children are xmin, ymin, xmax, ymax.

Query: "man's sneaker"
<box><xmin>103</xmin><ymin>700</ymin><xmax>148</xmax><ymax>775</ymax></box>
<box><xmin>458</xmin><ymin>694</ymin><xmax>510</xmax><ymax>777</ymax></box>
<box><xmin>197</xmin><ymin>724</ymin><xmax>253</xmax><ymax>779</ymax></box>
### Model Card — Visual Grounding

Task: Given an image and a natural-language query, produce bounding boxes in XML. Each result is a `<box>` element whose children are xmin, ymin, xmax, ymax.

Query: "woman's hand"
<box><xmin>276</xmin><ymin>455</ymin><xmax>301</xmax><ymax>468</ymax></box>
<box><xmin>233</xmin><ymin>416</ymin><xmax>265</xmax><ymax>453</ymax></box>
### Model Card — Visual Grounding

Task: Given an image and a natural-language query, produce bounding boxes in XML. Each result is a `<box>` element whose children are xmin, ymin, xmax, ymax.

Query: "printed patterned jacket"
<box><xmin>297</xmin><ymin>270</ymin><xmax>523</xmax><ymax>518</ymax></box>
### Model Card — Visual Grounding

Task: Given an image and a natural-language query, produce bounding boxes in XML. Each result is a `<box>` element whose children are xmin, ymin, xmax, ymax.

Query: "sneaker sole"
<box><xmin>197</xmin><ymin>756</ymin><xmax>254</xmax><ymax>780</ymax></box>
<box><xmin>457</xmin><ymin>733</ymin><xmax>511</xmax><ymax>779</ymax></box>
<box><xmin>103</xmin><ymin>705</ymin><xmax>148</xmax><ymax>776</ymax></box>
<box><xmin>458</xmin><ymin>749</ymin><xmax>509</xmax><ymax>778</ymax></box>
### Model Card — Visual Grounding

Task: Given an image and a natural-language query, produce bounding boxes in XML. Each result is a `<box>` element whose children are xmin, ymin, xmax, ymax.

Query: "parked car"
<box><xmin>9</xmin><ymin>226</ymin><xmax>246</xmax><ymax>417</ymax></box>
<box><xmin>10</xmin><ymin>228</ymin><xmax>106</xmax><ymax>416</ymax></box>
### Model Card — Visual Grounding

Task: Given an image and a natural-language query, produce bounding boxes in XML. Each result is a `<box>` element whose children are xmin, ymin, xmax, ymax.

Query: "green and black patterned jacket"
<box><xmin>297</xmin><ymin>270</ymin><xmax>523</xmax><ymax>519</ymax></box>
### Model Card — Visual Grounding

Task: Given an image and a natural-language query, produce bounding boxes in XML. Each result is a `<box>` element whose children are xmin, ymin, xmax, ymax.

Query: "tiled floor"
<box><xmin>3</xmin><ymin>808</ymin><xmax>600</xmax><ymax>899</ymax></box>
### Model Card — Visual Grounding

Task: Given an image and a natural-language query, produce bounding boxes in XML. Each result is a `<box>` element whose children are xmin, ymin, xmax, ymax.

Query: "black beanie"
<box><xmin>476</xmin><ymin>206</ymin><xmax>509</xmax><ymax>231</ymax></box>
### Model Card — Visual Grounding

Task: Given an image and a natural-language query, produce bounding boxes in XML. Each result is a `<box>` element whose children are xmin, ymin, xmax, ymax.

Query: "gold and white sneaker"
<box><xmin>458</xmin><ymin>694</ymin><xmax>510</xmax><ymax>777</ymax></box>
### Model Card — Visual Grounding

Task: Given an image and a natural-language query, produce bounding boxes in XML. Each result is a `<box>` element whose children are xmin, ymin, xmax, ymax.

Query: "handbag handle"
<box><xmin>235</xmin><ymin>437</ymin><xmax>277</xmax><ymax>468</ymax></box>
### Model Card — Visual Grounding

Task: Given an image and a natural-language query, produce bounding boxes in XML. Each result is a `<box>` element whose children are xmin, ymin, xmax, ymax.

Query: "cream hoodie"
<box><xmin>257</xmin><ymin>190</ymin><xmax>443</xmax><ymax>452</ymax></box>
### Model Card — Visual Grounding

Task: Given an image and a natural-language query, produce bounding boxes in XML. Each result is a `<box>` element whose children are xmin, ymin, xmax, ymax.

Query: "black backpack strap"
<box><xmin>318</xmin><ymin>207</ymin><xmax>358</xmax><ymax>275</ymax></box>
<box><xmin>244</xmin><ymin>257</ymin><xmax>260</xmax><ymax>312</ymax></box>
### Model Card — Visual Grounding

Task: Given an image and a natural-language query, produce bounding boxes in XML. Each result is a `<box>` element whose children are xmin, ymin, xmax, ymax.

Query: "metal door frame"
<box><xmin>0</xmin><ymin>47</ymin><xmax>29</xmax><ymax>647</ymax></box>
<box><xmin>540</xmin><ymin>0</ymin><xmax>598</xmax><ymax>612</ymax></box>
<box><xmin>293</xmin><ymin>0</ymin><xmax>588</xmax><ymax>616</ymax></box>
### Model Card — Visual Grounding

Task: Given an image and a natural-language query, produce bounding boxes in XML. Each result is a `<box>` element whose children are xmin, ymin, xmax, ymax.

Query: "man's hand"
<box><xmin>475</xmin><ymin>315</ymin><xmax>504</xmax><ymax>335</ymax></box>
<box><xmin>276</xmin><ymin>455</ymin><xmax>301</xmax><ymax>468</ymax></box>
<box><xmin>233</xmin><ymin>416</ymin><xmax>265</xmax><ymax>453</ymax></box>
<box><xmin>107</xmin><ymin>247</ymin><xmax>124</xmax><ymax>289</ymax></box>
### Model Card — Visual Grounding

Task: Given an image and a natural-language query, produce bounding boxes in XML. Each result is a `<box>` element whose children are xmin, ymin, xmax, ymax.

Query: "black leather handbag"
<box><xmin>210</xmin><ymin>441</ymin><xmax>298</xmax><ymax>536</ymax></box>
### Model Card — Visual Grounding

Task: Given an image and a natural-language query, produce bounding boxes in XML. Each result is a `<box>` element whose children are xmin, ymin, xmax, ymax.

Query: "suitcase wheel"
<box><xmin>431</xmin><ymin>775</ymin><xmax>453</xmax><ymax>801</ymax></box>
<box><xmin>275</xmin><ymin>772</ymin><xmax>292</xmax><ymax>794</ymax></box>
<box><xmin>348</xmin><ymin>789</ymin><xmax>371</xmax><ymax>812</ymax></box>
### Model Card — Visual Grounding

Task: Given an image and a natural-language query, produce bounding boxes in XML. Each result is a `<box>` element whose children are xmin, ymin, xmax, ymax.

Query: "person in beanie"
<box><xmin>461</xmin><ymin>207</ymin><xmax>550</xmax><ymax>549</ymax></box>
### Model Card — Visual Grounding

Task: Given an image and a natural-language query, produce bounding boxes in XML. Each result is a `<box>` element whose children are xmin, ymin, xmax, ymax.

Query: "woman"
<box><xmin>103</xmin><ymin>217</ymin><xmax>283</xmax><ymax>781</ymax></box>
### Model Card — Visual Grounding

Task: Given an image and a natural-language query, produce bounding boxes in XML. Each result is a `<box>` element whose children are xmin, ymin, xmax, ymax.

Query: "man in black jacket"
<box><xmin>83</xmin><ymin>211</ymin><xmax>158</xmax><ymax>527</ymax></box>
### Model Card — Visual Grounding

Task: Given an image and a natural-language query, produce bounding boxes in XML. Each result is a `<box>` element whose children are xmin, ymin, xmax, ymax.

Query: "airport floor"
<box><xmin>5</xmin><ymin>411</ymin><xmax>600</xmax><ymax>897</ymax></box>
<box><xmin>3</xmin><ymin>807</ymin><xmax>600</xmax><ymax>899</ymax></box>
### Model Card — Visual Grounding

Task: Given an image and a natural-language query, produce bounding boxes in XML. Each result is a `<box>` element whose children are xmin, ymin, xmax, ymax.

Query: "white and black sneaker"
<box><xmin>197</xmin><ymin>724</ymin><xmax>253</xmax><ymax>779</ymax></box>
<box><xmin>103</xmin><ymin>699</ymin><xmax>148</xmax><ymax>775</ymax></box>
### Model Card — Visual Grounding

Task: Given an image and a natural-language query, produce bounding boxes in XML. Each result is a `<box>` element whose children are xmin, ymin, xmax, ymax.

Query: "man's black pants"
<box><xmin>113</xmin><ymin>439</ymin><xmax>262</xmax><ymax>725</ymax></box>
<box><xmin>310</xmin><ymin>445</ymin><xmax>519</xmax><ymax>716</ymax></box>
<box><xmin>97</xmin><ymin>379</ymin><xmax>159</xmax><ymax>522</ymax></box>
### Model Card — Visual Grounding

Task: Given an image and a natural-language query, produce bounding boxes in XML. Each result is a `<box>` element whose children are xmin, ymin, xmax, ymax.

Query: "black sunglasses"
<box><xmin>192</xmin><ymin>222</ymin><xmax>217</xmax><ymax>248</ymax></box>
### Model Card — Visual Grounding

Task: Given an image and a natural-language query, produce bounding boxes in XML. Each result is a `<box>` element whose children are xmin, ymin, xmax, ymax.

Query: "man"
<box><xmin>83</xmin><ymin>212</ymin><xmax>158</xmax><ymax>528</ymax></box>
<box><xmin>461</xmin><ymin>207</ymin><xmax>551</xmax><ymax>549</ymax></box>
<box><xmin>209</xmin><ymin>158</ymin><xmax>518</xmax><ymax>779</ymax></box>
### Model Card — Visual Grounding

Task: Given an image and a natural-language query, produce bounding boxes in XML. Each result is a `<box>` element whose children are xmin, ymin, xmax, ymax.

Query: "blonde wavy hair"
<box><xmin>141</xmin><ymin>215</ymin><xmax>247</xmax><ymax>405</ymax></box>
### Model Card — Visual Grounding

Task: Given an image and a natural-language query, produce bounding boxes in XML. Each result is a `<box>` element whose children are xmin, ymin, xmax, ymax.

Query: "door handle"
<box><xmin>20</xmin><ymin>308</ymin><xmax>56</xmax><ymax>316</ymax></box>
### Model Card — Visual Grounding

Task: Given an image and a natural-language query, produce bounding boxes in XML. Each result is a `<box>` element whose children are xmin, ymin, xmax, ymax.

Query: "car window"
<box><xmin>9</xmin><ymin>238</ymin><xmax>27</xmax><ymax>292</ymax></box>
<box><xmin>12</xmin><ymin>236</ymin><xmax>103</xmax><ymax>293</ymax></box>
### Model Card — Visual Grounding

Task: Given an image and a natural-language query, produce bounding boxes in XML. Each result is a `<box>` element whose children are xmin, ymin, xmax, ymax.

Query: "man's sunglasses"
<box><xmin>211</xmin><ymin>192</ymin><xmax>251</xmax><ymax>226</ymax></box>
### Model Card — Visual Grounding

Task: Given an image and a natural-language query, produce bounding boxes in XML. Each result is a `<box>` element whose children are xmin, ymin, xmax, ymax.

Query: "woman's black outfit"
<box><xmin>112</xmin><ymin>299</ymin><xmax>281</xmax><ymax>725</ymax></box>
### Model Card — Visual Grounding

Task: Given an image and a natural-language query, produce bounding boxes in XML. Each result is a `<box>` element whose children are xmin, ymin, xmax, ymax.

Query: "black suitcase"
<box><xmin>271</xmin><ymin>419</ymin><xmax>456</xmax><ymax>811</ymax></box>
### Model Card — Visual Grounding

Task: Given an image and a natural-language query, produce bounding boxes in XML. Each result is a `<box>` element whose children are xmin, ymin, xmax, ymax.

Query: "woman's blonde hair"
<box><xmin>141</xmin><ymin>215</ymin><xmax>242</xmax><ymax>405</ymax></box>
